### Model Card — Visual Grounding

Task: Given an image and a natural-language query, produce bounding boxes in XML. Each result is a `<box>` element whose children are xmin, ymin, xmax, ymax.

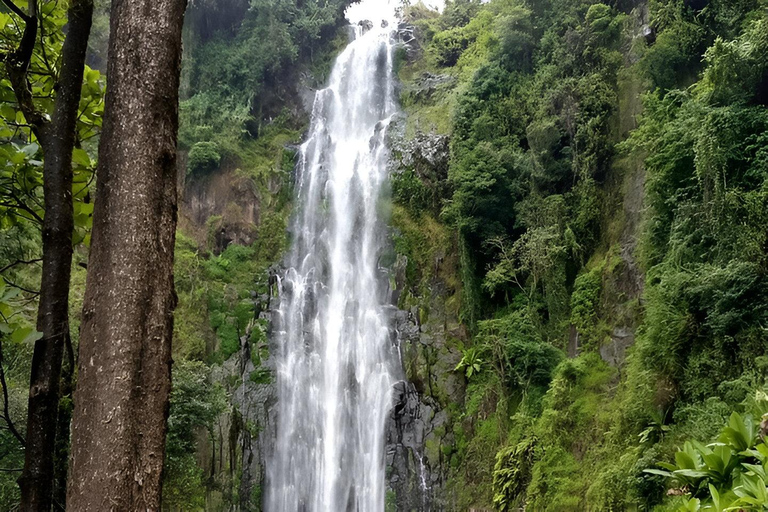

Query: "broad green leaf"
<box><xmin>72</xmin><ymin>148</ymin><xmax>91</xmax><ymax>168</ymax></box>
<box><xmin>675</xmin><ymin>469</ymin><xmax>710</xmax><ymax>479</ymax></box>
<box><xmin>10</xmin><ymin>326</ymin><xmax>38</xmax><ymax>344</ymax></box>
<box><xmin>644</xmin><ymin>468</ymin><xmax>673</xmax><ymax>477</ymax></box>
<box><xmin>679</xmin><ymin>497</ymin><xmax>700</xmax><ymax>512</ymax></box>
<box><xmin>709</xmin><ymin>484</ymin><xmax>722</xmax><ymax>512</ymax></box>
<box><xmin>677</xmin><ymin>451</ymin><xmax>698</xmax><ymax>470</ymax></box>
<box><xmin>0</xmin><ymin>104</ymin><xmax>15</xmax><ymax>120</ymax></box>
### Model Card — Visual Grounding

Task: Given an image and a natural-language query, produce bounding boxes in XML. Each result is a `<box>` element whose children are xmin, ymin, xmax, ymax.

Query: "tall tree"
<box><xmin>66</xmin><ymin>0</ymin><xmax>187</xmax><ymax>508</ymax></box>
<box><xmin>2</xmin><ymin>0</ymin><xmax>94</xmax><ymax>509</ymax></box>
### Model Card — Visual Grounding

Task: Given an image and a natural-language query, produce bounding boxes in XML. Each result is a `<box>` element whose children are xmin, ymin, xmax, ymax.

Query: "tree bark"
<box><xmin>52</xmin><ymin>334</ymin><xmax>75</xmax><ymax>510</ymax></box>
<box><xmin>13</xmin><ymin>1</ymin><xmax>94</xmax><ymax>510</ymax></box>
<box><xmin>66</xmin><ymin>0</ymin><xmax>187</xmax><ymax>509</ymax></box>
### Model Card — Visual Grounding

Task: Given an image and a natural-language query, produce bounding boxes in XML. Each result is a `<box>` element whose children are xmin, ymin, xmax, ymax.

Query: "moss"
<box><xmin>249</xmin><ymin>368</ymin><xmax>272</xmax><ymax>385</ymax></box>
<box><xmin>425</xmin><ymin>436</ymin><xmax>441</xmax><ymax>465</ymax></box>
<box><xmin>385</xmin><ymin>490</ymin><xmax>397</xmax><ymax>512</ymax></box>
<box><xmin>391</xmin><ymin>205</ymin><xmax>460</xmax><ymax>315</ymax></box>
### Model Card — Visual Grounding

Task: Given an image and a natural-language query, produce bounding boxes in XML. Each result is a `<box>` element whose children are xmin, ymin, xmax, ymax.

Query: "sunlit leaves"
<box><xmin>648</xmin><ymin>410</ymin><xmax>768</xmax><ymax>509</ymax></box>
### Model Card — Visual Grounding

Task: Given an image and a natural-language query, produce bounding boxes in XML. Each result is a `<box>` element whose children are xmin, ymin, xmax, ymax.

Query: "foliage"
<box><xmin>492</xmin><ymin>437</ymin><xmax>536</xmax><ymax>511</ymax></box>
<box><xmin>455</xmin><ymin>346</ymin><xmax>483</xmax><ymax>379</ymax></box>
<box><xmin>174</xmin><ymin>234</ymin><xmax>278</xmax><ymax>362</ymax></box>
<box><xmin>569</xmin><ymin>266</ymin><xmax>604</xmax><ymax>349</ymax></box>
<box><xmin>475</xmin><ymin>309</ymin><xmax>562</xmax><ymax>394</ymax></box>
<box><xmin>180</xmin><ymin>0</ymin><xmax>354</xmax><ymax>156</ymax></box>
<box><xmin>163</xmin><ymin>360</ymin><xmax>227</xmax><ymax>510</ymax></box>
<box><xmin>647</xmin><ymin>403</ymin><xmax>768</xmax><ymax>510</ymax></box>
<box><xmin>391</xmin><ymin>0</ymin><xmax>768</xmax><ymax>507</ymax></box>
<box><xmin>430</xmin><ymin>0</ymin><xmax>623</xmax><ymax>328</ymax></box>
<box><xmin>0</xmin><ymin>2</ymin><xmax>105</xmax><ymax>504</ymax></box>
<box><xmin>187</xmin><ymin>141</ymin><xmax>221</xmax><ymax>175</ymax></box>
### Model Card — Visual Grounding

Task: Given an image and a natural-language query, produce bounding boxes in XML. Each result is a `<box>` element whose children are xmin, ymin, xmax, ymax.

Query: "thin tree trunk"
<box><xmin>66</xmin><ymin>0</ymin><xmax>187</xmax><ymax>509</ymax></box>
<box><xmin>52</xmin><ymin>334</ymin><xmax>75</xmax><ymax>510</ymax></box>
<box><xmin>14</xmin><ymin>1</ymin><xmax>94</xmax><ymax>510</ymax></box>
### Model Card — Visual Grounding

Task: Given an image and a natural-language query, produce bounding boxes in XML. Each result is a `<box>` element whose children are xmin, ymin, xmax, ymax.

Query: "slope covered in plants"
<box><xmin>391</xmin><ymin>0</ymin><xmax>768</xmax><ymax>508</ymax></box>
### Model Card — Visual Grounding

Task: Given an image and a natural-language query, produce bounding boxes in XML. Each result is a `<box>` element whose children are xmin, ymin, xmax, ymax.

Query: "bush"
<box><xmin>163</xmin><ymin>360</ymin><xmax>227</xmax><ymax>509</ymax></box>
<box><xmin>570</xmin><ymin>267</ymin><xmax>603</xmax><ymax>349</ymax></box>
<box><xmin>187</xmin><ymin>141</ymin><xmax>221</xmax><ymax>175</ymax></box>
<box><xmin>493</xmin><ymin>437</ymin><xmax>536</xmax><ymax>511</ymax></box>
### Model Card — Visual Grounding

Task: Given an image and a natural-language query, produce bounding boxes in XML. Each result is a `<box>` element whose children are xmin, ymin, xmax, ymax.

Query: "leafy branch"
<box><xmin>1</xmin><ymin>0</ymin><xmax>30</xmax><ymax>22</ymax></box>
<box><xmin>0</xmin><ymin>335</ymin><xmax>26</xmax><ymax>447</ymax></box>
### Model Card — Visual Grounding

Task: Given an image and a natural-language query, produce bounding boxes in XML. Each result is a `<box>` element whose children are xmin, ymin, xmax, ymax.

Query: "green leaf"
<box><xmin>1</xmin><ymin>287</ymin><xmax>20</xmax><ymax>302</ymax></box>
<box><xmin>71</xmin><ymin>148</ymin><xmax>91</xmax><ymax>168</ymax></box>
<box><xmin>10</xmin><ymin>150</ymin><xmax>27</xmax><ymax>165</ymax></box>
<box><xmin>78</xmin><ymin>202</ymin><xmax>94</xmax><ymax>215</ymax></box>
<box><xmin>709</xmin><ymin>484</ymin><xmax>722</xmax><ymax>511</ymax></box>
<box><xmin>678</xmin><ymin>497</ymin><xmax>700</xmax><ymax>512</ymax></box>
<box><xmin>644</xmin><ymin>468</ymin><xmax>673</xmax><ymax>477</ymax></box>
<box><xmin>10</xmin><ymin>326</ymin><xmax>41</xmax><ymax>344</ymax></box>
<box><xmin>674</xmin><ymin>469</ymin><xmax>709</xmax><ymax>479</ymax></box>
<box><xmin>719</xmin><ymin>412</ymin><xmax>755</xmax><ymax>452</ymax></box>
<box><xmin>0</xmin><ymin>104</ymin><xmax>15</xmax><ymax>120</ymax></box>
<box><xmin>676</xmin><ymin>451</ymin><xmax>698</xmax><ymax>470</ymax></box>
<box><xmin>21</xmin><ymin>143</ymin><xmax>39</xmax><ymax>157</ymax></box>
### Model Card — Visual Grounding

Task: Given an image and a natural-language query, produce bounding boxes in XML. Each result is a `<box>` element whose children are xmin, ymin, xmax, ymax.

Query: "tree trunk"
<box><xmin>16</xmin><ymin>1</ymin><xmax>94</xmax><ymax>510</ymax></box>
<box><xmin>66</xmin><ymin>0</ymin><xmax>187</xmax><ymax>509</ymax></box>
<box><xmin>52</xmin><ymin>334</ymin><xmax>75</xmax><ymax>510</ymax></box>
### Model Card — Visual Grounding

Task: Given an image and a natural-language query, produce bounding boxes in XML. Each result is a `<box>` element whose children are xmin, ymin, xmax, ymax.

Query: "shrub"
<box><xmin>187</xmin><ymin>141</ymin><xmax>221</xmax><ymax>175</ymax></box>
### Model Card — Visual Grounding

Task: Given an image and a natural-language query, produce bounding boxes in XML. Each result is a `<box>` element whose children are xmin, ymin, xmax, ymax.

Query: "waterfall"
<box><xmin>265</xmin><ymin>8</ymin><xmax>400</xmax><ymax>512</ymax></box>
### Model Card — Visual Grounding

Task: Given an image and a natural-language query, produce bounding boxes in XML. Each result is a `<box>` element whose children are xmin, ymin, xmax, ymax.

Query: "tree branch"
<box><xmin>0</xmin><ymin>259</ymin><xmax>42</xmax><ymax>274</ymax></box>
<box><xmin>1</xmin><ymin>277</ymin><xmax>39</xmax><ymax>296</ymax></box>
<box><xmin>0</xmin><ymin>198</ymin><xmax>44</xmax><ymax>224</ymax></box>
<box><xmin>37</xmin><ymin>1</ymin><xmax>54</xmax><ymax>78</ymax></box>
<box><xmin>1</xmin><ymin>0</ymin><xmax>30</xmax><ymax>22</ymax></box>
<box><xmin>5</xmin><ymin>0</ymin><xmax>49</xmax><ymax>140</ymax></box>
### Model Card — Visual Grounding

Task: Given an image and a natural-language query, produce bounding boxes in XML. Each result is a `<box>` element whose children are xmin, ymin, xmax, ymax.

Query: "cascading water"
<box><xmin>266</xmin><ymin>5</ymin><xmax>401</xmax><ymax>511</ymax></box>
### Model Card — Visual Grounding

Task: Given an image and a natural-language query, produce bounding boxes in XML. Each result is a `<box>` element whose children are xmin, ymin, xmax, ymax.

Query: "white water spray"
<box><xmin>265</xmin><ymin>8</ymin><xmax>400</xmax><ymax>512</ymax></box>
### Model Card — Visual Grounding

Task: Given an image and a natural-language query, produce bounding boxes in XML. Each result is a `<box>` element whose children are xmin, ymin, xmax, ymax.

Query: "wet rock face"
<box><xmin>387</xmin><ymin>308</ymin><xmax>439</xmax><ymax>512</ymax></box>
<box><xmin>204</xmin><ymin>289</ymin><xmax>277</xmax><ymax>512</ymax></box>
<box><xmin>383</xmin><ymin>73</ymin><xmax>463</xmax><ymax>506</ymax></box>
<box><xmin>387</xmin><ymin>380</ymin><xmax>434</xmax><ymax>511</ymax></box>
<box><xmin>382</xmin><ymin>183</ymin><xmax>465</xmax><ymax>511</ymax></box>
<box><xmin>399</xmin><ymin>131</ymin><xmax>450</xmax><ymax>177</ymax></box>
<box><xmin>234</xmin><ymin>356</ymin><xmax>277</xmax><ymax>512</ymax></box>
<box><xmin>205</xmin><ymin>337</ymin><xmax>276</xmax><ymax>512</ymax></box>
<box><xmin>386</xmin><ymin>304</ymin><xmax>464</xmax><ymax>511</ymax></box>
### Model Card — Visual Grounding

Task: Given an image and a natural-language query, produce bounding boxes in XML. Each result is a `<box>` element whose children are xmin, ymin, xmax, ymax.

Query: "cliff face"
<box><xmin>383</xmin><ymin>126</ymin><xmax>463</xmax><ymax>511</ymax></box>
<box><xmin>181</xmin><ymin>166</ymin><xmax>261</xmax><ymax>252</ymax></box>
<box><xmin>381</xmin><ymin>1</ymin><xmax>657</xmax><ymax>508</ymax></box>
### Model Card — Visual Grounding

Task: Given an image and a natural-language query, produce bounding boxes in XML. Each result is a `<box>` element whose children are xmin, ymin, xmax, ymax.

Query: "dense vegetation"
<box><xmin>393</xmin><ymin>0</ymin><xmax>768</xmax><ymax>509</ymax></box>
